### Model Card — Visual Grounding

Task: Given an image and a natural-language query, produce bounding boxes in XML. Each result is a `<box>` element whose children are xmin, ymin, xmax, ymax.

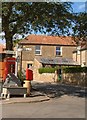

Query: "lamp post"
<box><xmin>20</xmin><ymin>50</ymin><xmax>22</xmax><ymax>73</ymax></box>
<box><xmin>15</xmin><ymin>45</ymin><xmax>22</xmax><ymax>76</ymax></box>
<box><xmin>15</xmin><ymin>45</ymin><xmax>32</xmax><ymax>77</ymax></box>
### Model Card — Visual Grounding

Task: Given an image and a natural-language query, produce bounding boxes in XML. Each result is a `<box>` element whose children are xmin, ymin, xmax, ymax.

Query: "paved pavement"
<box><xmin>0</xmin><ymin>81</ymin><xmax>87</xmax><ymax>104</ymax></box>
<box><xmin>0</xmin><ymin>89</ymin><xmax>50</xmax><ymax>104</ymax></box>
<box><xmin>1</xmin><ymin>96</ymin><xmax>50</xmax><ymax>105</ymax></box>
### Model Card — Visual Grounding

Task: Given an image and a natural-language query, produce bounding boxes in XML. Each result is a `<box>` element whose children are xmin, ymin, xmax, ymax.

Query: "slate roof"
<box><xmin>19</xmin><ymin>34</ymin><xmax>76</xmax><ymax>46</ymax></box>
<box><xmin>38</xmin><ymin>58</ymin><xmax>80</xmax><ymax>66</ymax></box>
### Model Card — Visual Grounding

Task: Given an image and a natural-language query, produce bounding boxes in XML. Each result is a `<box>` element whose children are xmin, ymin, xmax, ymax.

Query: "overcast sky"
<box><xmin>0</xmin><ymin>2</ymin><xmax>86</xmax><ymax>44</ymax></box>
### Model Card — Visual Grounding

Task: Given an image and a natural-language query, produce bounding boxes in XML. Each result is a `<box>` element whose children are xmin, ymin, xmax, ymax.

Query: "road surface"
<box><xmin>2</xmin><ymin>95</ymin><xmax>85</xmax><ymax>118</ymax></box>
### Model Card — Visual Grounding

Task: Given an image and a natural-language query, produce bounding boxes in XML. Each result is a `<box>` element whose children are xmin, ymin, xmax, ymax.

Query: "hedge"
<box><xmin>38</xmin><ymin>66</ymin><xmax>87</xmax><ymax>74</ymax></box>
<box><xmin>38</xmin><ymin>67</ymin><xmax>56</xmax><ymax>74</ymax></box>
<box><xmin>63</xmin><ymin>66</ymin><xmax>87</xmax><ymax>73</ymax></box>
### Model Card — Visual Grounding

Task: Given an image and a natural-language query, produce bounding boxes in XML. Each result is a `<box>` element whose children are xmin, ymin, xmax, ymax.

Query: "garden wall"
<box><xmin>34</xmin><ymin>67</ymin><xmax>87</xmax><ymax>86</ymax></box>
<box><xmin>33</xmin><ymin>59</ymin><xmax>87</xmax><ymax>86</ymax></box>
<box><xmin>62</xmin><ymin>72</ymin><xmax>87</xmax><ymax>86</ymax></box>
<box><xmin>38</xmin><ymin>73</ymin><xmax>55</xmax><ymax>83</ymax></box>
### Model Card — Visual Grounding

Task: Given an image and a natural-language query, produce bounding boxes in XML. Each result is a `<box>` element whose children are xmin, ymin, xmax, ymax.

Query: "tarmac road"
<box><xmin>2</xmin><ymin>95</ymin><xmax>85</xmax><ymax>118</ymax></box>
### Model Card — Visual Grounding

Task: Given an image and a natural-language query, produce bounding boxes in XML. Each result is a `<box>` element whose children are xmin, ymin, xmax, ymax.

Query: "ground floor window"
<box><xmin>27</xmin><ymin>64</ymin><xmax>32</xmax><ymax>68</ymax></box>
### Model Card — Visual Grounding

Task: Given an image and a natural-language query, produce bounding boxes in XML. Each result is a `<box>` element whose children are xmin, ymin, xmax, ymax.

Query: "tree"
<box><xmin>72</xmin><ymin>12</ymin><xmax>87</xmax><ymax>45</ymax></box>
<box><xmin>13</xmin><ymin>39</ymin><xmax>22</xmax><ymax>47</ymax></box>
<box><xmin>2</xmin><ymin>2</ymin><xmax>73</xmax><ymax>50</ymax></box>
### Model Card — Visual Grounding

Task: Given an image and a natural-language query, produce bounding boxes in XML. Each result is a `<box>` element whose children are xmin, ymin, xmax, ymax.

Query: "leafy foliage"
<box><xmin>72</xmin><ymin>13</ymin><xmax>87</xmax><ymax>45</ymax></box>
<box><xmin>13</xmin><ymin>39</ymin><xmax>22</xmax><ymax>47</ymax></box>
<box><xmin>2</xmin><ymin>2</ymin><xmax>73</xmax><ymax>50</ymax></box>
<box><xmin>39</xmin><ymin>67</ymin><xmax>56</xmax><ymax>74</ymax></box>
<box><xmin>18</xmin><ymin>70</ymin><xmax>25</xmax><ymax>82</ymax></box>
<box><xmin>63</xmin><ymin>66</ymin><xmax>87</xmax><ymax>73</ymax></box>
<box><xmin>39</xmin><ymin>66</ymin><xmax>87</xmax><ymax>74</ymax></box>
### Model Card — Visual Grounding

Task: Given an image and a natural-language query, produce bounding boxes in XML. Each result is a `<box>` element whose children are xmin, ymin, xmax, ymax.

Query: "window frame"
<box><xmin>35</xmin><ymin>45</ymin><xmax>42</xmax><ymax>55</ymax></box>
<box><xmin>27</xmin><ymin>64</ymin><xmax>32</xmax><ymax>69</ymax></box>
<box><xmin>56</xmin><ymin>46</ymin><xmax>62</xmax><ymax>56</ymax></box>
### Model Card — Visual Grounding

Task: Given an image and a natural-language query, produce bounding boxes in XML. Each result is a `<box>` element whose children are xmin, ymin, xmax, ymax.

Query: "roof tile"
<box><xmin>19</xmin><ymin>34</ymin><xmax>77</xmax><ymax>46</ymax></box>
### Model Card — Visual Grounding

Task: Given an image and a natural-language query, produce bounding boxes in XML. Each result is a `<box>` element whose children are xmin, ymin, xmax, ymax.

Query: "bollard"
<box><xmin>1</xmin><ymin>93</ymin><xmax>3</xmax><ymax>98</ymax></box>
<box><xmin>7</xmin><ymin>94</ymin><xmax>10</xmax><ymax>99</ymax></box>
<box><xmin>3</xmin><ymin>94</ymin><xmax>6</xmax><ymax>98</ymax></box>
<box><xmin>24</xmin><ymin>94</ymin><xmax>26</xmax><ymax>98</ymax></box>
<box><xmin>23</xmin><ymin>80</ymin><xmax>31</xmax><ymax>96</ymax></box>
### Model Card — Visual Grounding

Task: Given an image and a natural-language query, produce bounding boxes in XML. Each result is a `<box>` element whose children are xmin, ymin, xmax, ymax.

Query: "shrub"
<box><xmin>18</xmin><ymin>70</ymin><xmax>26</xmax><ymax>82</ymax></box>
<box><xmin>38</xmin><ymin>67</ymin><xmax>56</xmax><ymax>74</ymax></box>
<box><xmin>63</xmin><ymin>66</ymin><xmax>87</xmax><ymax>73</ymax></box>
<box><xmin>38</xmin><ymin>66</ymin><xmax>87</xmax><ymax>74</ymax></box>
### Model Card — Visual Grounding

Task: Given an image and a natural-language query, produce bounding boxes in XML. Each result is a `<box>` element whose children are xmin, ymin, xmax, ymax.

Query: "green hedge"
<box><xmin>38</xmin><ymin>66</ymin><xmax>87</xmax><ymax>74</ymax></box>
<box><xmin>63</xmin><ymin>66</ymin><xmax>87</xmax><ymax>73</ymax></box>
<box><xmin>38</xmin><ymin>67</ymin><xmax>56</xmax><ymax>74</ymax></box>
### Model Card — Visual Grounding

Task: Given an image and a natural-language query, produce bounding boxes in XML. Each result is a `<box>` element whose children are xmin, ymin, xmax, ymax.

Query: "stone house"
<box><xmin>73</xmin><ymin>44</ymin><xmax>87</xmax><ymax>67</ymax></box>
<box><xmin>18</xmin><ymin>34</ymin><xmax>79</xmax><ymax>82</ymax></box>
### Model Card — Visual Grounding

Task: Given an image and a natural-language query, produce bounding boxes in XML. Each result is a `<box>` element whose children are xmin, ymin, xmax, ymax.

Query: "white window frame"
<box><xmin>56</xmin><ymin>46</ymin><xmax>62</xmax><ymax>56</ymax></box>
<box><xmin>35</xmin><ymin>45</ymin><xmax>41</xmax><ymax>55</ymax></box>
<box><xmin>27</xmin><ymin>63</ymin><xmax>32</xmax><ymax>68</ymax></box>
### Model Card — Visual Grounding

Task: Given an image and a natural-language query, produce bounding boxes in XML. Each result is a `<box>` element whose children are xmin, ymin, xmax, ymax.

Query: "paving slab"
<box><xmin>1</xmin><ymin>95</ymin><xmax>50</xmax><ymax>105</ymax></box>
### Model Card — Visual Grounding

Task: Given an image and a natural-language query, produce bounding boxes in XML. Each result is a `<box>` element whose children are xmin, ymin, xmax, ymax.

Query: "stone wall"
<box><xmin>33</xmin><ymin>59</ymin><xmax>87</xmax><ymax>86</ymax></box>
<box><xmin>36</xmin><ymin>73</ymin><xmax>55</xmax><ymax>83</ymax></box>
<box><xmin>62</xmin><ymin>46</ymin><xmax>76</xmax><ymax>59</ymax></box>
<box><xmin>62</xmin><ymin>72</ymin><xmax>87</xmax><ymax>86</ymax></box>
<box><xmin>34</xmin><ymin>72</ymin><xmax>87</xmax><ymax>86</ymax></box>
<box><xmin>73</xmin><ymin>49</ymin><xmax>87</xmax><ymax>67</ymax></box>
<box><xmin>33</xmin><ymin>59</ymin><xmax>55</xmax><ymax>83</ymax></box>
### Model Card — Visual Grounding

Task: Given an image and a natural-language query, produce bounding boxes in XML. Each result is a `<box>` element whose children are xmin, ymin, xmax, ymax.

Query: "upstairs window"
<box><xmin>56</xmin><ymin>46</ymin><xmax>62</xmax><ymax>56</ymax></box>
<box><xmin>35</xmin><ymin>45</ymin><xmax>41</xmax><ymax>55</ymax></box>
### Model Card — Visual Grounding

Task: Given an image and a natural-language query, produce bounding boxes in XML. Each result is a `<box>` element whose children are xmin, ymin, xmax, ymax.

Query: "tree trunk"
<box><xmin>5</xmin><ymin>31</ymin><xmax>13</xmax><ymax>50</ymax></box>
<box><xmin>4</xmin><ymin>30</ymin><xmax>13</xmax><ymax>57</ymax></box>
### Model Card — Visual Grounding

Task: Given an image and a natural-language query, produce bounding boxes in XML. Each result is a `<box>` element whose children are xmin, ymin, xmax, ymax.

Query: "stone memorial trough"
<box><xmin>1</xmin><ymin>73</ymin><xmax>27</xmax><ymax>98</ymax></box>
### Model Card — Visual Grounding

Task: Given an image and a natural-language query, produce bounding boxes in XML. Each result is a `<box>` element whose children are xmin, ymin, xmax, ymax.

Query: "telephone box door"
<box><xmin>4</xmin><ymin>57</ymin><xmax>16</xmax><ymax>80</ymax></box>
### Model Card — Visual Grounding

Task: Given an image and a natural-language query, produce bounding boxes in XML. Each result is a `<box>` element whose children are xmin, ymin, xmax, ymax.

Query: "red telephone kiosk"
<box><xmin>3</xmin><ymin>57</ymin><xmax>16</xmax><ymax>81</ymax></box>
